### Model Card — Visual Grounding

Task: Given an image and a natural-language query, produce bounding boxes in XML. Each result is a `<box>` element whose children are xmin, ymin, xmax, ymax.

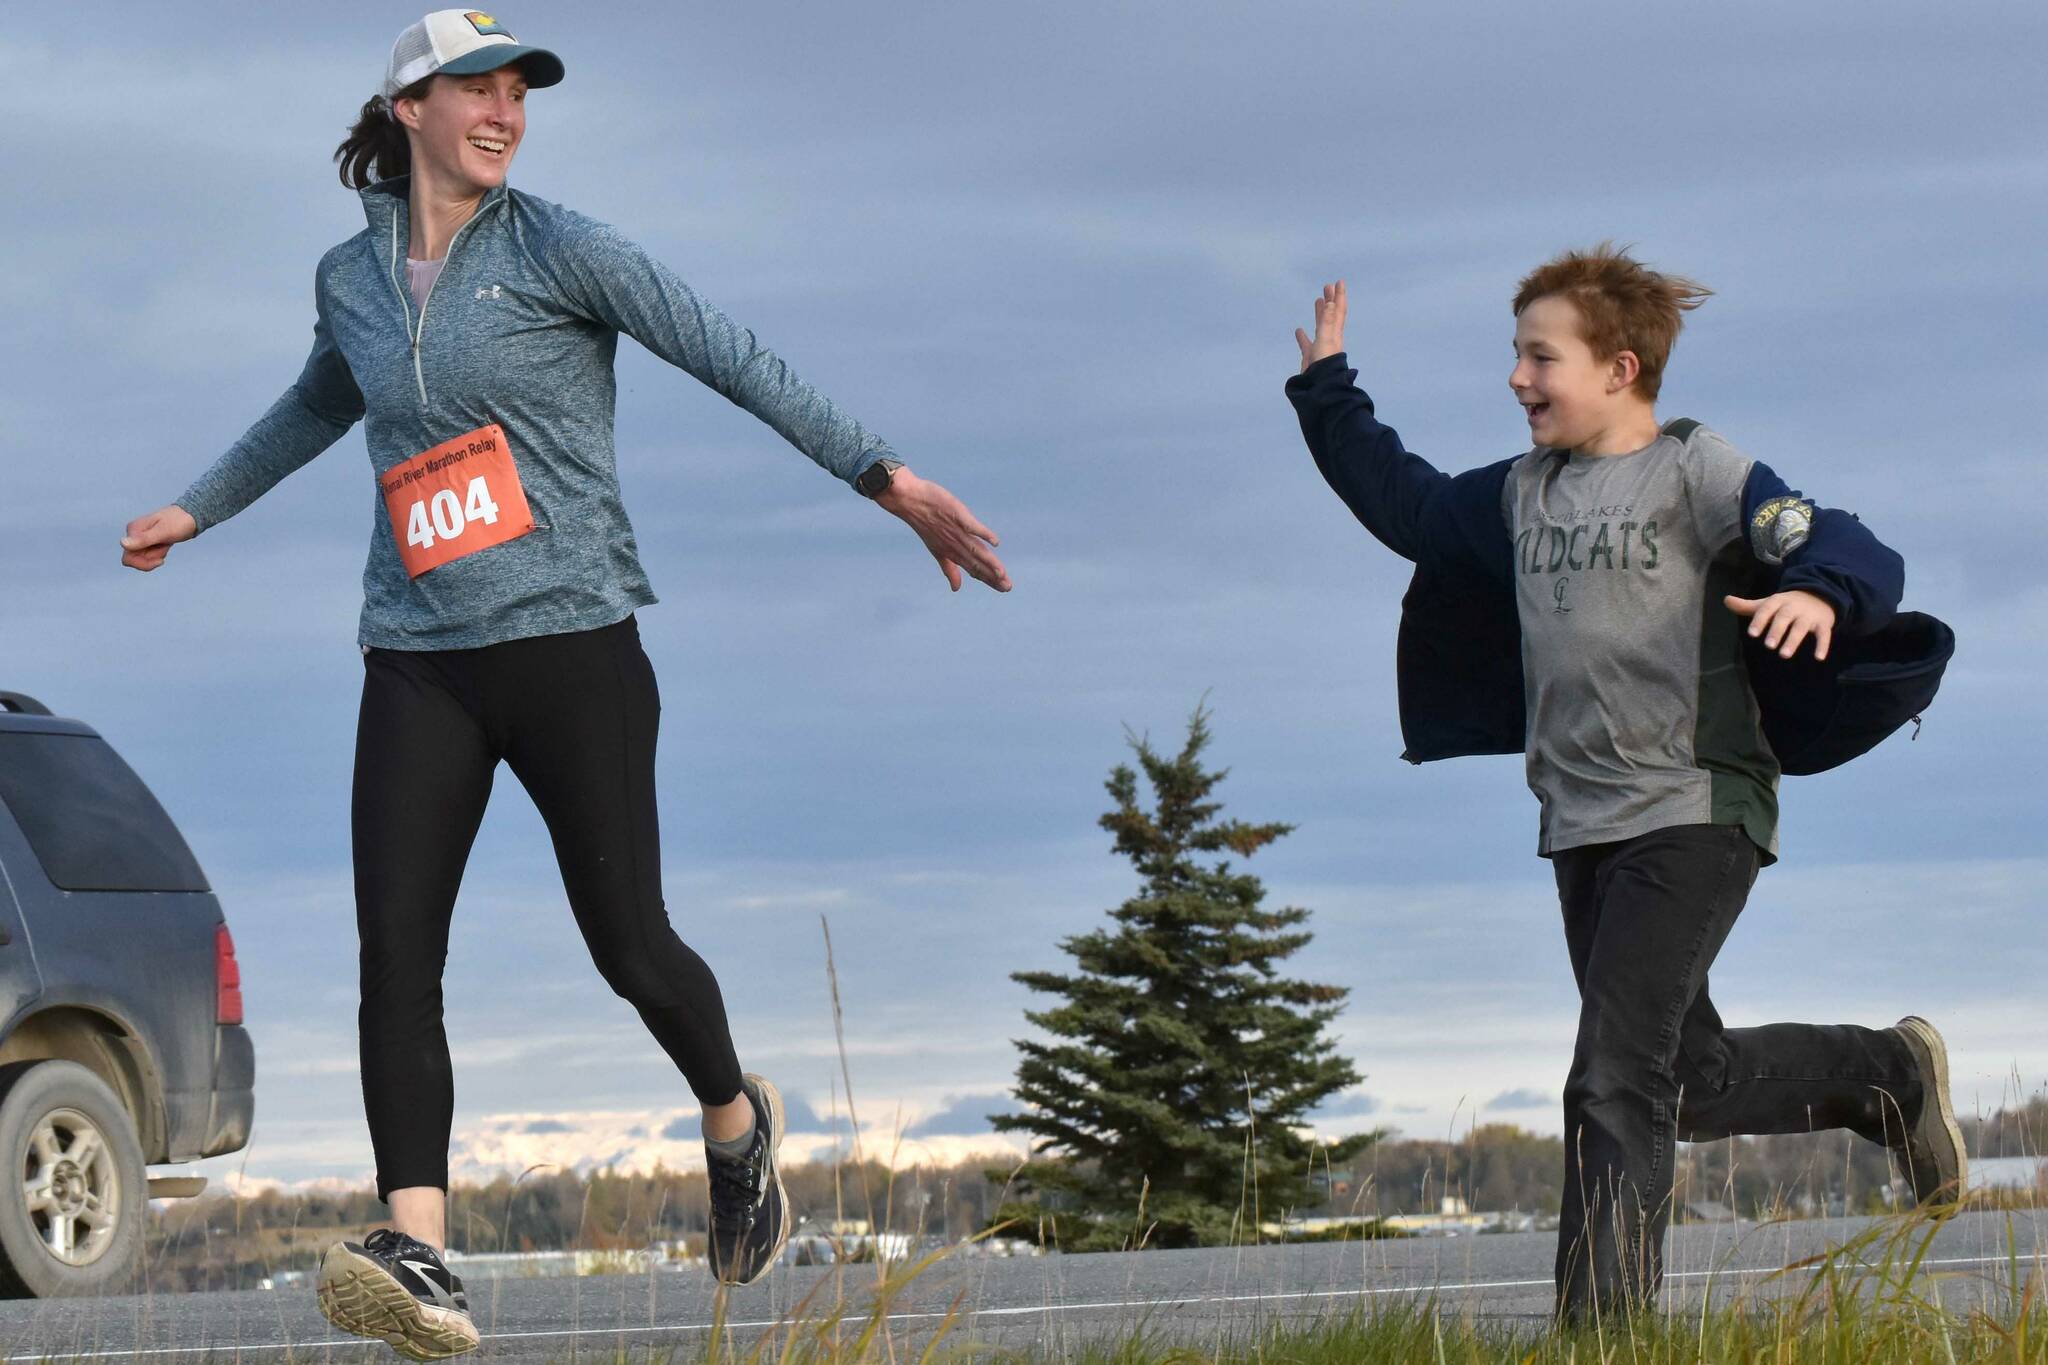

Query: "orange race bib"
<box><xmin>380</xmin><ymin>423</ymin><xmax>535</xmax><ymax>578</ymax></box>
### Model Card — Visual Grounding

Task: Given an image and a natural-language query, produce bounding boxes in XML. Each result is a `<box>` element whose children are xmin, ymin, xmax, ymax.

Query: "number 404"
<box><xmin>407</xmin><ymin>478</ymin><xmax>500</xmax><ymax>550</ymax></box>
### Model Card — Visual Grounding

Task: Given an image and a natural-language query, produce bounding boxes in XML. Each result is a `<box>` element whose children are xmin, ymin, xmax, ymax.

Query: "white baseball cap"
<box><xmin>384</xmin><ymin>10</ymin><xmax>564</xmax><ymax>97</ymax></box>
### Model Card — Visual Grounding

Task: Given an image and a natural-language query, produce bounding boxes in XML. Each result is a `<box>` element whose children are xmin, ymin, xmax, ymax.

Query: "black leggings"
<box><xmin>352</xmin><ymin>615</ymin><xmax>743</xmax><ymax>1199</ymax></box>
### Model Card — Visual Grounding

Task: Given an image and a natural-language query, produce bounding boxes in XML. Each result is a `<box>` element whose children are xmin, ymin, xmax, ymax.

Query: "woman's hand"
<box><xmin>875</xmin><ymin>469</ymin><xmax>1011</xmax><ymax>592</ymax></box>
<box><xmin>1294</xmin><ymin>279</ymin><xmax>1348</xmax><ymax>373</ymax></box>
<box><xmin>121</xmin><ymin>505</ymin><xmax>198</xmax><ymax>571</ymax></box>
<box><xmin>1725</xmin><ymin>589</ymin><xmax>1836</xmax><ymax>660</ymax></box>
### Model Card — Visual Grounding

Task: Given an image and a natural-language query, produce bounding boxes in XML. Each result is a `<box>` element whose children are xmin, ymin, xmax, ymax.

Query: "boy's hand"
<box><xmin>1293</xmin><ymin>280</ymin><xmax>1347</xmax><ymax>373</ymax></box>
<box><xmin>1724</xmin><ymin>589</ymin><xmax>1836</xmax><ymax>660</ymax></box>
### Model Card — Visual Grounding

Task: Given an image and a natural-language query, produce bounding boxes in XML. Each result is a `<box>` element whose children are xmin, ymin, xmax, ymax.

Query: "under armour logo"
<box><xmin>1553</xmin><ymin>576</ymin><xmax>1572</xmax><ymax>614</ymax></box>
<box><xmin>474</xmin><ymin>284</ymin><xmax>503</xmax><ymax>301</ymax></box>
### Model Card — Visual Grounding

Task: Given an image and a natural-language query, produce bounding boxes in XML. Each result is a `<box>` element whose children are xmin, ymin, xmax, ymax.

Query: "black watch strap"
<box><xmin>856</xmin><ymin>458</ymin><xmax>904</xmax><ymax>498</ymax></box>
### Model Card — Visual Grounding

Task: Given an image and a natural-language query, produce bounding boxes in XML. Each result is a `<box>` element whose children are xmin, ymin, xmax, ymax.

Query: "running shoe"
<box><xmin>316</xmin><ymin>1228</ymin><xmax>480</xmax><ymax>1359</ymax></box>
<box><xmin>706</xmin><ymin>1072</ymin><xmax>790</xmax><ymax>1285</ymax></box>
<box><xmin>1890</xmin><ymin>1015</ymin><xmax>1968</xmax><ymax>1204</ymax></box>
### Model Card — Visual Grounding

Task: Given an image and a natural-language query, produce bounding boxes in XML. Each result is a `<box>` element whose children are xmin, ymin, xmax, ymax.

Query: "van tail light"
<box><xmin>216</xmin><ymin>924</ymin><xmax>244</xmax><ymax>1026</ymax></box>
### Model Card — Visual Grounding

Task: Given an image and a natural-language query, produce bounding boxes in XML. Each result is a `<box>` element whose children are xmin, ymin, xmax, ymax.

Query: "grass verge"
<box><xmin>681</xmin><ymin>1205</ymin><xmax>2045</xmax><ymax>1363</ymax></box>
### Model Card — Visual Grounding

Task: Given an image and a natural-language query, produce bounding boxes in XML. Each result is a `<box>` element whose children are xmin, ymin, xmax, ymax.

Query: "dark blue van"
<box><xmin>0</xmin><ymin>691</ymin><xmax>254</xmax><ymax>1296</ymax></box>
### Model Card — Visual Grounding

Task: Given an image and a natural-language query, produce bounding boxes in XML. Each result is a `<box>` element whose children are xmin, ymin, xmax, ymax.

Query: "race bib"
<box><xmin>380</xmin><ymin>423</ymin><xmax>535</xmax><ymax>578</ymax></box>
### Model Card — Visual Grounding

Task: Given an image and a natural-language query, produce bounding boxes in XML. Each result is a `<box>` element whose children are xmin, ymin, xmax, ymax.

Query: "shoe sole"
<box><xmin>316</xmin><ymin>1243</ymin><xmax>480</xmax><ymax>1360</ymax></box>
<box><xmin>1895</xmin><ymin>1015</ymin><xmax>1968</xmax><ymax>1204</ymax></box>
<box><xmin>717</xmin><ymin>1072</ymin><xmax>792</xmax><ymax>1288</ymax></box>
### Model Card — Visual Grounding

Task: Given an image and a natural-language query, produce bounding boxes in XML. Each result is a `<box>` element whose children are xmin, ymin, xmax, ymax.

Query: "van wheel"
<box><xmin>0</xmin><ymin>1061</ymin><xmax>145</xmax><ymax>1297</ymax></box>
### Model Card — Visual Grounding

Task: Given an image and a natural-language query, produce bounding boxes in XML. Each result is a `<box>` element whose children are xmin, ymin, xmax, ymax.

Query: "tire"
<box><xmin>0</xmin><ymin>1061</ymin><xmax>146</xmax><ymax>1298</ymax></box>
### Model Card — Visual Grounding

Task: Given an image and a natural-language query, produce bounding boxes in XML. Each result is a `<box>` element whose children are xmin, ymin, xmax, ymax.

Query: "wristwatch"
<box><xmin>855</xmin><ymin>457</ymin><xmax>904</xmax><ymax>499</ymax></box>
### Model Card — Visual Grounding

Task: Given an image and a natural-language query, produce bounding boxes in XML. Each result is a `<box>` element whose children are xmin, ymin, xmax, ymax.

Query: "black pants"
<box><xmin>352</xmin><ymin>616</ymin><xmax>743</xmax><ymax>1199</ymax></box>
<box><xmin>1550</xmin><ymin>823</ymin><xmax>1920</xmax><ymax>1320</ymax></box>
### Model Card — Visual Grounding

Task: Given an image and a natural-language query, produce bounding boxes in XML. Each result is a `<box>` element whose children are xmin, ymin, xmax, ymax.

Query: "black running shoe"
<box><xmin>706</xmin><ymin>1072</ymin><xmax>790</xmax><ymax>1286</ymax></box>
<box><xmin>1890</xmin><ymin>1015</ymin><xmax>1968</xmax><ymax>1205</ymax></box>
<box><xmin>317</xmin><ymin>1228</ymin><xmax>480</xmax><ymax>1360</ymax></box>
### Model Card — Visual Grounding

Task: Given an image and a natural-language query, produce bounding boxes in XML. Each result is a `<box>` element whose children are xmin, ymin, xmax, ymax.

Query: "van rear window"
<box><xmin>0</xmin><ymin>733</ymin><xmax>209</xmax><ymax>893</ymax></box>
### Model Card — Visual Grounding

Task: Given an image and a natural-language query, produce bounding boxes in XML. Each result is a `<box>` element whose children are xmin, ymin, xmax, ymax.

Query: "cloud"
<box><xmin>907</xmin><ymin>1094</ymin><xmax>1018</xmax><ymax>1138</ymax></box>
<box><xmin>656</xmin><ymin>1093</ymin><xmax>848</xmax><ymax>1144</ymax></box>
<box><xmin>523</xmin><ymin>1120</ymin><xmax>573</xmax><ymax>1135</ymax></box>
<box><xmin>1486</xmin><ymin>1089</ymin><xmax>1552</xmax><ymax>1112</ymax></box>
<box><xmin>1310</xmin><ymin>1091</ymin><xmax>1383</xmax><ymax>1119</ymax></box>
<box><xmin>779</xmin><ymin>1095</ymin><xmax>848</xmax><ymax>1133</ymax></box>
<box><xmin>723</xmin><ymin>889</ymin><xmax>854</xmax><ymax>912</ymax></box>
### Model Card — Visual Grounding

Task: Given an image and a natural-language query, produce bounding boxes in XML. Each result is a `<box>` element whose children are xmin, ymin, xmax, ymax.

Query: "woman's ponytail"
<box><xmin>334</xmin><ymin>81</ymin><xmax>429</xmax><ymax>189</ymax></box>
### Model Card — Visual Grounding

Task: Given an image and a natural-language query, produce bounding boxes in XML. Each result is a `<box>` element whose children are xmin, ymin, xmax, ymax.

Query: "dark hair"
<box><xmin>334</xmin><ymin>78</ymin><xmax>432</xmax><ymax>189</ymax></box>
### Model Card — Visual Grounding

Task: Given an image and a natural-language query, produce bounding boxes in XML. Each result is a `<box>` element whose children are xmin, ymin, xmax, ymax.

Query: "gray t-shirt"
<box><xmin>1503</xmin><ymin>426</ymin><xmax>1780</xmax><ymax>858</ymax></box>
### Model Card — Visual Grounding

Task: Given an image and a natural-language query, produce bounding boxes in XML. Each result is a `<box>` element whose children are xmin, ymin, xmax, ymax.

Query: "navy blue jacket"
<box><xmin>1286</xmin><ymin>354</ymin><xmax>1952</xmax><ymax>774</ymax></box>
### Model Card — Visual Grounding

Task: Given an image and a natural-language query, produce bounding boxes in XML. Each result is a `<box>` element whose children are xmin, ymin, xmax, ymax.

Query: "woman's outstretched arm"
<box><xmin>537</xmin><ymin>217</ymin><xmax>1010</xmax><ymax>591</ymax></box>
<box><xmin>121</xmin><ymin>269</ymin><xmax>365</xmax><ymax>570</ymax></box>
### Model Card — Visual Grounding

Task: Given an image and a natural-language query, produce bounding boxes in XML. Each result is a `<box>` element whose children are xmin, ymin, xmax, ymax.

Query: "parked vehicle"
<box><xmin>0</xmin><ymin>691</ymin><xmax>254</xmax><ymax>1296</ymax></box>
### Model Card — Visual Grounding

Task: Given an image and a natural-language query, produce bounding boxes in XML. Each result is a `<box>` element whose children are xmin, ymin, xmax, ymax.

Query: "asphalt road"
<box><xmin>0</xmin><ymin>1210</ymin><xmax>2039</xmax><ymax>1361</ymax></box>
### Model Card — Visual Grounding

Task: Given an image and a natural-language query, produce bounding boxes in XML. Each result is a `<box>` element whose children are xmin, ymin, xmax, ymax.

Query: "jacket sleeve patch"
<box><xmin>1749</xmin><ymin>495</ymin><xmax>1815</xmax><ymax>566</ymax></box>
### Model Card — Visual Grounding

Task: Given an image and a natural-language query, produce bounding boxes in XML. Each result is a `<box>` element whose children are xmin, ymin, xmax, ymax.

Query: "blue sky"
<box><xmin>3</xmin><ymin>1</ymin><xmax>2044</xmax><ymax>1186</ymax></box>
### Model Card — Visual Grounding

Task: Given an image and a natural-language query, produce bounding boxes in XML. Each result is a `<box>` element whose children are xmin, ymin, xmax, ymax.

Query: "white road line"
<box><xmin>6</xmin><ymin>1252</ymin><xmax>2037</xmax><ymax>1361</ymax></box>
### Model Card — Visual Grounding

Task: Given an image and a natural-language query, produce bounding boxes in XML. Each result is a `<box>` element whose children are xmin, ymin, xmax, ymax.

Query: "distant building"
<box><xmin>784</xmin><ymin>1218</ymin><xmax>915</xmax><ymax>1266</ymax></box>
<box><xmin>955</xmin><ymin>1235</ymin><xmax>1044</xmax><ymax>1258</ymax></box>
<box><xmin>1969</xmin><ymin>1156</ymin><xmax>2048</xmax><ymax>1193</ymax></box>
<box><xmin>1678</xmin><ymin>1200</ymin><xmax>1737</xmax><ymax>1224</ymax></box>
<box><xmin>1268</xmin><ymin>1196</ymin><xmax>1539</xmax><ymax>1239</ymax></box>
<box><xmin>442</xmin><ymin>1248</ymin><xmax>657</xmax><ymax>1277</ymax></box>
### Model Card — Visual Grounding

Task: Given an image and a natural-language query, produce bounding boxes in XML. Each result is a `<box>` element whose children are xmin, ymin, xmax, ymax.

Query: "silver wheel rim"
<box><xmin>22</xmin><ymin>1107</ymin><xmax>120</xmax><ymax>1267</ymax></box>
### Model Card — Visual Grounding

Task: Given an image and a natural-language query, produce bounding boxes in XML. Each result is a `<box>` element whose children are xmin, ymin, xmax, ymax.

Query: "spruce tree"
<box><xmin>994</xmin><ymin>706</ymin><xmax>1377</xmax><ymax>1249</ymax></box>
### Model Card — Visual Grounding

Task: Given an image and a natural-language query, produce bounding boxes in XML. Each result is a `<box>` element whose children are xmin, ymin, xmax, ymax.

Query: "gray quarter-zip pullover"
<box><xmin>176</xmin><ymin>177</ymin><xmax>895</xmax><ymax>650</ymax></box>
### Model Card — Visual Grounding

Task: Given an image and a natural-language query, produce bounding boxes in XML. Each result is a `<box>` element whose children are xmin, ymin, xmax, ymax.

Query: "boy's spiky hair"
<box><xmin>1513</xmin><ymin>243</ymin><xmax>1711</xmax><ymax>402</ymax></box>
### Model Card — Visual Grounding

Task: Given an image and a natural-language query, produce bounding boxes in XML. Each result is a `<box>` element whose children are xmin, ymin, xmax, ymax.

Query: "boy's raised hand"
<box><xmin>1724</xmin><ymin>589</ymin><xmax>1836</xmax><ymax>660</ymax></box>
<box><xmin>1294</xmin><ymin>280</ymin><xmax>1347</xmax><ymax>373</ymax></box>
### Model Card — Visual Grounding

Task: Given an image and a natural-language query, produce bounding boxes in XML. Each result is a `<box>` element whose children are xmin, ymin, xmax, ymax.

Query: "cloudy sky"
<box><xmin>4</xmin><ymin>2</ymin><xmax>2044</xmax><ymax>1189</ymax></box>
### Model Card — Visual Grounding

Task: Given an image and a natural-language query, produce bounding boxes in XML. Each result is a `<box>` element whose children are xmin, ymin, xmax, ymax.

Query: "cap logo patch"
<box><xmin>464</xmin><ymin>12</ymin><xmax>513</xmax><ymax>37</ymax></box>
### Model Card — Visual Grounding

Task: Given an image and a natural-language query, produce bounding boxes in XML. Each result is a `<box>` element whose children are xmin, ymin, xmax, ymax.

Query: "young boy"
<box><xmin>1285</xmin><ymin>247</ymin><xmax>1962</xmax><ymax>1321</ymax></box>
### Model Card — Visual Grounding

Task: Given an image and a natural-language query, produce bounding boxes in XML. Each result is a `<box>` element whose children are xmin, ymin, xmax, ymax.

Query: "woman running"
<box><xmin>120</xmin><ymin>11</ymin><xmax>1009</xmax><ymax>1357</ymax></box>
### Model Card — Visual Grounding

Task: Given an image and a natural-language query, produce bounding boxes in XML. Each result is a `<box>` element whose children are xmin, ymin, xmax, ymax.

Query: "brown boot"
<box><xmin>1889</xmin><ymin>1016</ymin><xmax>1967</xmax><ymax>1205</ymax></box>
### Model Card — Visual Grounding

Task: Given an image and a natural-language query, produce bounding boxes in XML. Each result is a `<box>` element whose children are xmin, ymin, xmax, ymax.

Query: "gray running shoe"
<box><xmin>316</xmin><ymin>1228</ymin><xmax>480</xmax><ymax>1359</ymax></box>
<box><xmin>1890</xmin><ymin>1016</ymin><xmax>1968</xmax><ymax>1205</ymax></box>
<box><xmin>706</xmin><ymin>1073</ymin><xmax>790</xmax><ymax>1286</ymax></box>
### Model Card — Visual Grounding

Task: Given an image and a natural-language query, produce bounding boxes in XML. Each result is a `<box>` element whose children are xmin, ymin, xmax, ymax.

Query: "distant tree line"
<box><xmin>1260</xmin><ymin>1097</ymin><xmax>2048</xmax><ymax>1227</ymax></box>
<box><xmin>144</xmin><ymin>1155</ymin><xmax>1015</xmax><ymax>1294</ymax></box>
<box><xmin>141</xmin><ymin>1095</ymin><xmax>2048</xmax><ymax>1292</ymax></box>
